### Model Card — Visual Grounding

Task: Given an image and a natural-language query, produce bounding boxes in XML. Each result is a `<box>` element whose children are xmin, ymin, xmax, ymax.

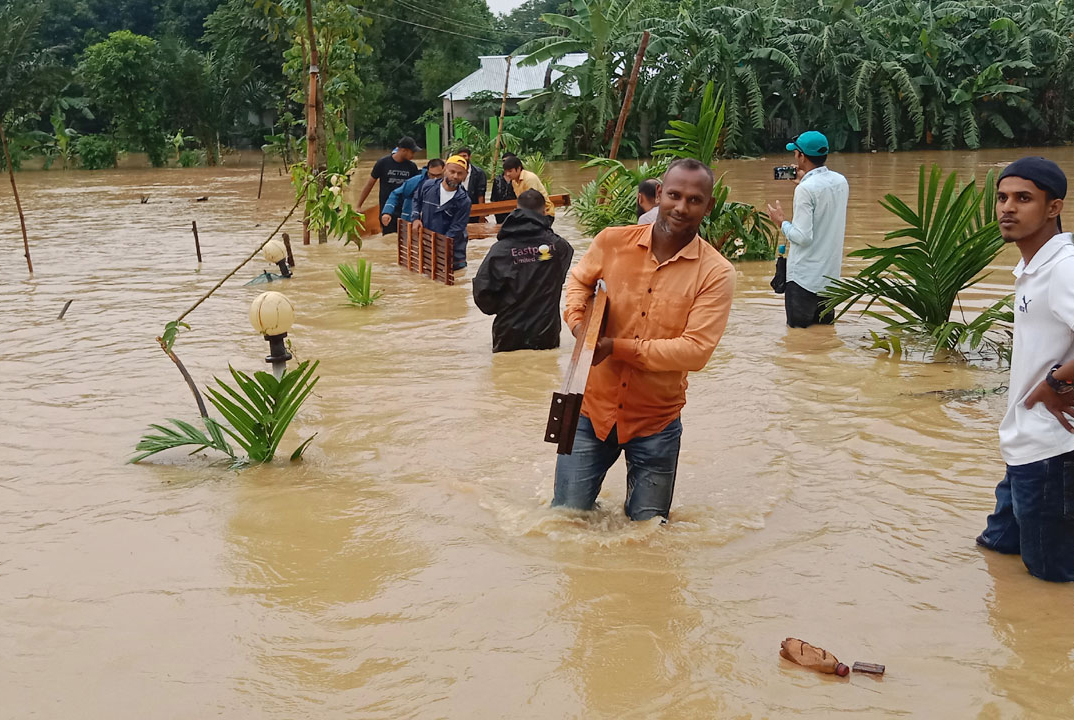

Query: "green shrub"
<box><xmin>77</xmin><ymin>135</ymin><xmax>118</xmax><ymax>169</ymax></box>
<box><xmin>178</xmin><ymin>149</ymin><xmax>203</xmax><ymax>167</ymax></box>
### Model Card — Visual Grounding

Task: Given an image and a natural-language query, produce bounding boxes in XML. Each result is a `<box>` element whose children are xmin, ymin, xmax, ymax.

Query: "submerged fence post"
<box><xmin>282</xmin><ymin>232</ymin><xmax>295</xmax><ymax>267</ymax></box>
<box><xmin>257</xmin><ymin>149</ymin><xmax>266</xmax><ymax>199</ymax></box>
<box><xmin>191</xmin><ymin>220</ymin><xmax>203</xmax><ymax>263</ymax></box>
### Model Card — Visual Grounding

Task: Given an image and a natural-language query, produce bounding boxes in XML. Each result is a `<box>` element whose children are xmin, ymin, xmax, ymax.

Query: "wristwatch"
<box><xmin>1046</xmin><ymin>364</ymin><xmax>1074</xmax><ymax>395</ymax></box>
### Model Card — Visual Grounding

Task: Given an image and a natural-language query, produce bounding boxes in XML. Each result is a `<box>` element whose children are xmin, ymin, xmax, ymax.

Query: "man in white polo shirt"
<box><xmin>977</xmin><ymin>156</ymin><xmax>1074</xmax><ymax>582</ymax></box>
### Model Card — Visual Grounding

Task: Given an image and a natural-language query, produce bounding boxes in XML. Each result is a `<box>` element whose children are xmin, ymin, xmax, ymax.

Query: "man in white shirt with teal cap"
<box><xmin>767</xmin><ymin>131</ymin><xmax>850</xmax><ymax>327</ymax></box>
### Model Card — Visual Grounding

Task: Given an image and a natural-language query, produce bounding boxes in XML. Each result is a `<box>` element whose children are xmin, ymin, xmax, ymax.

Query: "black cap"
<box><xmin>998</xmin><ymin>156</ymin><xmax>1067</xmax><ymax>199</ymax></box>
<box><xmin>397</xmin><ymin>136</ymin><xmax>420</xmax><ymax>152</ymax></box>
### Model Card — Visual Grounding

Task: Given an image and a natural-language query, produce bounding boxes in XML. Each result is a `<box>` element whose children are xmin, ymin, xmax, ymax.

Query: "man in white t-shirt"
<box><xmin>977</xmin><ymin>156</ymin><xmax>1074</xmax><ymax>582</ymax></box>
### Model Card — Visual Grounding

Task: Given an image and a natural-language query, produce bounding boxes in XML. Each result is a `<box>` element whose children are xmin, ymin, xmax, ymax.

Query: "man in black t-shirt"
<box><xmin>357</xmin><ymin>136</ymin><xmax>420</xmax><ymax>235</ymax></box>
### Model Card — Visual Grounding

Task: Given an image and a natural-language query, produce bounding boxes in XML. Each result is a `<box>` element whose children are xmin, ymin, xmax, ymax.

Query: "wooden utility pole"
<box><xmin>303</xmin><ymin>0</ymin><xmax>320</xmax><ymax>245</ymax></box>
<box><xmin>609</xmin><ymin>31</ymin><xmax>650</xmax><ymax>161</ymax></box>
<box><xmin>490</xmin><ymin>56</ymin><xmax>513</xmax><ymax>177</ymax></box>
<box><xmin>0</xmin><ymin>121</ymin><xmax>32</xmax><ymax>275</ymax></box>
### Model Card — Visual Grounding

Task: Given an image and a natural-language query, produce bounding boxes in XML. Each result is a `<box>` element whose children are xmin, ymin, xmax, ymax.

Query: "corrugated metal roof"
<box><xmin>440</xmin><ymin>54</ymin><xmax>586</xmax><ymax>99</ymax></box>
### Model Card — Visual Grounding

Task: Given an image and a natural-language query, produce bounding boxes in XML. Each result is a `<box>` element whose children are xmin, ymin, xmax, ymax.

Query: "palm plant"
<box><xmin>131</xmin><ymin>360</ymin><xmax>320</xmax><ymax>465</ymax></box>
<box><xmin>572</xmin><ymin>157</ymin><xmax>669</xmax><ymax>236</ymax></box>
<box><xmin>652</xmin><ymin>81</ymin><xmax>725</xmax><ymax>164</ymax></box>
<box><xmin>822</xmin><ymin>165</ymin><xmax>1012</xmax><ymax>360</ymax></box>
<box><xmin>337</xmin><ymin>259</ymin><xmax>383</xmax><ymax>306</ymax></box>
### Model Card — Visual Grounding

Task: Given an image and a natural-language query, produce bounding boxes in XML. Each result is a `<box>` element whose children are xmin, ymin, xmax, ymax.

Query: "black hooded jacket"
<box><xmin>472</xmin><ymin>208</ymin><xmax>574</xmax><ymax>352</ymax></box>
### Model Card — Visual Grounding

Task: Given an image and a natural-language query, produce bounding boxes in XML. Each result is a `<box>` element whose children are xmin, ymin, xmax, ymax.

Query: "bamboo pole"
<box><xmin>490</xmin><ymin>55</ymin><xmax>513</xmax><ymax>178</ymax></box>
<box><xmin>0</xmin><ymin>121</ymin><xmax>32</xmax><ymax>275</ymax></box>
<box><xmin>303</xmin><ymin>0</ymin><xmax>321</xmax><ymax>245</ymax></box>
<box><xmin>609</xmin><ymin>31</ymin><xmax>650</xmax><ymax>161</ymax></box>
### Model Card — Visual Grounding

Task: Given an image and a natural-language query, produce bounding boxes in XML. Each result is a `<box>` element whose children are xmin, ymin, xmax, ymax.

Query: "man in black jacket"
<box><xmin>490</xmin><ymin>152</ymin><xmax>517</xmax><ymax>223</ymax></box>
<box><xmin>473</xmin><ymin>190</ymin><xmax>574</xmax><ymax>352</ymax></box>
<box><xmin>457</xmin><ymin>147</ymin><xmax>488</xmax><ymax>223</ymax></box>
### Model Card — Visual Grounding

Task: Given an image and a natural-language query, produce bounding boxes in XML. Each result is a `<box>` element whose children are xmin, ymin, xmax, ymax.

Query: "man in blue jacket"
<box><xmin>380</xmin><ymin>159</ymin><xmax>444</xmax><ymax>227</ymax></box>
<box><xmin>412</xmin><ymin>155</ymin><xmax>472</xmax><ymax>270</ymax></box>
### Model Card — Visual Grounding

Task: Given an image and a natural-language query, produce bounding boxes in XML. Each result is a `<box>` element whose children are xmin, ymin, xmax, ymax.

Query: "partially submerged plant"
<box><xmin>822</xmin><ymin>164</ymin><xmax>1011</xmax><ymax>361</ymax></box>
<box><xmin>131</xmin><ymin>360</ymin><xmax>320</xmax><ymax>466</ymax></box>
<box><xmin>336</xmin><ymin>258</ymin><xmax>383</xmax><ymax>306</ymax></box>
<box><xmin>291</xmin><ymin>162</ymin><xmax>364</xmax><ymax>246</ymax></box>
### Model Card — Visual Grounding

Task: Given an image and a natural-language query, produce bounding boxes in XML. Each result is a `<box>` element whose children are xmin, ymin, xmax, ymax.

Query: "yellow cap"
<box><xmin>446</xmin><ymin>154</ymin><xmax>468</xmax><ymax>168</ymax></box>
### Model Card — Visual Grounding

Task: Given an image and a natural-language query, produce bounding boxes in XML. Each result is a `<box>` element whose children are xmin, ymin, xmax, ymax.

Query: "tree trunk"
<box><xmin>315</xmin><ymin>45</ymin><xmax>328</xmax><ymax>244</ymax></box>
<box><xmin>302</xmin><ymin>2</ymin><xmax>320</xmax><ymax>245</ymax></box>
<box><xmin>609</xmin><ymin>31</ymin><xmax>651</xmax><ymax>161</ymax></box>
<box><xmin>0</xmin><ymin>121</ymin><xmax>32</xmax><ymax>275</ymax></box>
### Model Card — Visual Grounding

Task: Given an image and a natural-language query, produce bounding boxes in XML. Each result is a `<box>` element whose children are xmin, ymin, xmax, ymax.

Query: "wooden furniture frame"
<box><xmin>397</xmin><ymin>222</ymin><xmax>455</xmax><ymax>286</ymax></box>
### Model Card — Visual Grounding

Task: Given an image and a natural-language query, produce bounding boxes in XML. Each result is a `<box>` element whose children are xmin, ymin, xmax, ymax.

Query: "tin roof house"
<box><xmin>439</xmin><ymin>53</ymin><xmax>586</xmax><ymax>147</ymax></box>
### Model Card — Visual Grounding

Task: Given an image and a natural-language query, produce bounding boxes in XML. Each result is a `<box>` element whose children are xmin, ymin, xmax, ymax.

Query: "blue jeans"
<box><xmin>552</xmin><ymin>415</ymin><xmax>682</xmax><ymax>521</ymax></box>
<box><xmin>454</xmin><ymin>237</ymin><xmax>468</xmax><ymax>270</ymax></box>
<box><xmin>978</xmin><ymin>450</ymin><xmax>1074</xmax><ymax>582</ymax></box>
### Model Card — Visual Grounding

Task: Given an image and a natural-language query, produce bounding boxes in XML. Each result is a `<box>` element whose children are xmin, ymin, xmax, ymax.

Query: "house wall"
<box><xmin>440</xmin><ymin>97</ymin><xmax>521</xmax><ymax>155</ymax></box>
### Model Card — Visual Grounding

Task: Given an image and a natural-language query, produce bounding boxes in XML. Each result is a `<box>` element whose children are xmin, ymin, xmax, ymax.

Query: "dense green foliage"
<box><xmin>3</xmin><ymin>0</ymin><xmax>1073</xmax><ymax>166</ymax></box>
<box><xmin>822</xmin><ymin>165</ymin><xmax>1013</xmax><ymax>360</ymax></box>
<box><xmin>514</xmin><ymin>0</ymin><xmax>1074</xmax><ymax>157</ymax></box>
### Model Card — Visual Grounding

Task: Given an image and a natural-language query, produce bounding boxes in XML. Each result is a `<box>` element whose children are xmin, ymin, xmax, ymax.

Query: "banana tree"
<box><xmin>516</xmin><ymin>0</ymin><xmax>640</xmax><ymax>155</ymax></box>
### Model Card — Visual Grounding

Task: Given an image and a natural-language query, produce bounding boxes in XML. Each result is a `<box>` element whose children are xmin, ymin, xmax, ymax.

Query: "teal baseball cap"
<box><xmin>786</xmin><ymin>131</ymin><xmax>829</xmax><ymax>156</ymax></box>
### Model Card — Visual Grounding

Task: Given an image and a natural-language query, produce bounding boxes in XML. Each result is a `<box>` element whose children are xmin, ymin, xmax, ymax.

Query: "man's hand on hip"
<box><xmin>1025</xmin><ymin>379</ymin><xmax>1074</xmax><ymax>433</ymax></box>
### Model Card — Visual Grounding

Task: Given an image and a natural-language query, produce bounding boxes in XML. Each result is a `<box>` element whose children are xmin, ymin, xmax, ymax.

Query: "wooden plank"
<box><xmin>358</xmin><ymin>204</ymin><xmax>382</xmax><ymax>236</ymax></box>
<box><xmin>544</xmin><ymin>280</ymin><xmax>608</xmax><ymax>454</ymax></box>
<box><xmin>469</xmin><ymin>192</ymin><xmax>571</xmax><ymax>217</ymax></box>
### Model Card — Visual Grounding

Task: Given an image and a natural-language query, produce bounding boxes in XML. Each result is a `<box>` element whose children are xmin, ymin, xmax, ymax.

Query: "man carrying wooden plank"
<box><xmin>412</xmin><ymin>155</ymin><xmax>472</xmax><ymax>271</ymax></box>
<box><xmin>552</xmin><ymin>158</ymin><xmax>736</xmax><ymax>522</ymax></box>
<box><xmin>503</xmin><ymin>155</ymin><xmax>554</xmax><ymax>223</ymax></box>
<box><xmin>356</xmin><ymin>136</ymin><xmax>420</xmax><ymax>235</ymax></box>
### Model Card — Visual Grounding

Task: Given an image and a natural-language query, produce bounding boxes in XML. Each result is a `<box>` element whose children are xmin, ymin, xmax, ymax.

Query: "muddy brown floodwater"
<box><xmin>2</xmin><ymin>147</ymin><xmax>1073</xmax><ymax>719</ymax></box>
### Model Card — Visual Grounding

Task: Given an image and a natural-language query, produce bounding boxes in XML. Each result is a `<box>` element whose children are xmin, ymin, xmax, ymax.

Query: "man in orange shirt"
<box><xmin>553</xmin><ymin>158</ymin><xmax>736</xmax><ymax>521</ymax></box>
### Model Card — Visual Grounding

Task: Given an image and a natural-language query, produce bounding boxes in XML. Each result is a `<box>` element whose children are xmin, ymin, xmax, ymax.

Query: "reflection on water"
<box><xmin>2</xmin><ymin>148</ymin><xmax>1074</xmax><ymax>718</ymax></box>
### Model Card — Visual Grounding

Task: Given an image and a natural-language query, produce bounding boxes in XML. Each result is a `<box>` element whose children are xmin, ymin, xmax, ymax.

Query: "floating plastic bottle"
<box><xmin>780</xmin><ymin>638</ymin><xmax>850</xmax><ymax>676</ymax></box>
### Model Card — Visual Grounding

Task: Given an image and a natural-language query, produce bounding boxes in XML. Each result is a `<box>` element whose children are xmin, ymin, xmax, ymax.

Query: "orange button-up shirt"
<box><xmin>564</xmin><ymin>223</ymin><xmax>735</xmax><ymax>443</ymax></box>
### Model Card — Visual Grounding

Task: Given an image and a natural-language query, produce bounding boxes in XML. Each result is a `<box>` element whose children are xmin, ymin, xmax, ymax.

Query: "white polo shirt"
<box><xmin>999</xmin><ymin>232</ymin><xmax>1074</xmax><ymax>465</ymax></box>
<box><xmin>780</xmin><ymin>166</ymin><xmax>849</xmax><ymax>294</ymax></box>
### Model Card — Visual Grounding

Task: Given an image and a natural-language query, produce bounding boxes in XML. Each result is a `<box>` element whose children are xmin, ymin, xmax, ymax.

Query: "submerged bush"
<box><xmin>178</xmin><ymin>148</ymin><xmax>203</xmax><ymax>167</ymax></box>
<box><xmin>77</xmin><ymin>135</ymin><xmax>118</xmax><ymax>169</ymax></box>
